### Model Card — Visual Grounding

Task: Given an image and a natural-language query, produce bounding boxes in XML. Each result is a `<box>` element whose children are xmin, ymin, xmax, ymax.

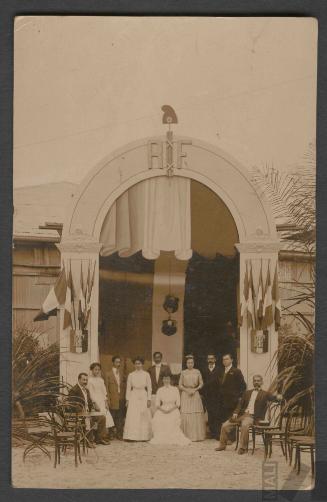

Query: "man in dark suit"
<box><xmin>216</xmin><ymin>374</ymin><xmax>283</xmax><ymax>454</ymax></box>
<box><xmin>217</xmin><ymin>353</ymin><xmax>246</xmax><ymax>438</ymax></box>
<box><xmin>68</xmin><ymin>372</ymin><xmax>109</xmax><ymax>445</ymax></box>
<box><xmin>148</xmin><ymin>351</ymin><xmax>172</xmax><ymax>415</ymax></box>
<box><xmin>106</xmin><ymin>355</ymin><xmax>126</xmax><ymax>439</ymax></box>
<box><xmin>200</xmin><ymin>353</ymin><xmax>221</xmax><ymax>439</ymax></box>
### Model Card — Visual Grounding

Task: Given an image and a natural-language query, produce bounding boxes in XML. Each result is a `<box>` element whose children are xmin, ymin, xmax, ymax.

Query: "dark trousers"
<box><xmin>206</xmin><ymin>405</ymin><xmax>220</xmax><ymax>438</ymax></box>
<box><xmin>110</xmin><ymin>401</ymin><xmax>125</xmax><ymax>437</ymax></box>
<box><xmin>91</xmin><ymin>415</ymin><xmax>107</xmax><ymax>442</ymax></box>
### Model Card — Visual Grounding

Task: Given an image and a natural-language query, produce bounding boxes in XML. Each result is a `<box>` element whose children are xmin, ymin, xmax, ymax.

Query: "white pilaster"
<box><xmin>236</xmin><ymin>240</ymin><xmax>281</xmax><ymax>389</ymax></box>
<box><xmin>57</xmin><ymin>229</ymin><xmax>102</xmax><ymax>385</ymax></box>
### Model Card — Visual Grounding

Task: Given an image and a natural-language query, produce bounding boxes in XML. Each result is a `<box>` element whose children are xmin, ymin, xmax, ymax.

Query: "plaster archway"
<box><xmin>62</xmin><ymin>136</ymin><xmax>277</xmax><ymax>244</ymax></box>
<box><xmin>59</xmin><ymin>136</ymin><xmax>280</xmax><ymax>386</ymax></box>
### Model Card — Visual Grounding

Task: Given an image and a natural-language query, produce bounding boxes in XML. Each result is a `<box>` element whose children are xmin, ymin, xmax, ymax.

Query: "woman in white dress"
<box><xmin>87</xmin><ymin>362</ymin><xmax>115</xmax><ymax>432</ymax></box>
<box><xmin>150</xmin><ymin>373</ymin><xmax>191</xmax><ymax>445</ymax></box>
<box><xmin>123</xmin><ymin>356</ymin><xmax>152</xmax><ymax>441</ymax></box>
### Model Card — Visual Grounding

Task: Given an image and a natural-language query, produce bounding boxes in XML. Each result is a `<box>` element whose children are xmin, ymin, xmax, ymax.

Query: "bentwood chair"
<box><xmin>53</xmin><ymin>426</ymin><xmax>82</xmax><ymax>468</ymax></box>
<box><xmin>263</xmin><ymin>407</ymin><xmax>296</xmax><ymax>461</ymax></box>
<box><xmin>234</xmin><ymin>420</ymin><xmax>256</xmax><ymax>452</ymax></box>
<box><xmin>60</xmin><ymin>395</ymin><xmax>99</xmax><ymax>455</ymax></box>
<box><xmin>286</xmin><ymin>412</ymin><xmax>314</xmax><ymax>467</ymax></box>
<box><xmin>49</xmin><ymin>406</ymin><xmax>83</xmax><ymax>468</ymax></box>
<box><xmin>251</xmin><ymin>401</ymin><xmax>285</xmax><ymax>456</ymax></box>
<box><xmin>294</xmin><ymin>436</ymin><xmax>315</xmax><ymax>478</ymax></box>
<box><xmin>234</xmin><ymin>401</ymin><xmax>283</xmax><ymax>455</ymax></box>
<box><xmin>17</xmin><ymin>414</ymin><xmax>53</xmax><ymax>462</ymax></box>
<box><xmin>24</xmin><ymin>419</ymin><xmax>52</xmax><ymax>461</ymax></box>
<box><xmin>74</xmin><ymin>411</ymin><xmax>100</xmax><ymax>454</ymax></box>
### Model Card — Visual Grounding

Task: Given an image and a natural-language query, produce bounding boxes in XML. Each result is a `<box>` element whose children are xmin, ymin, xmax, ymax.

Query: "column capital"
<box><xmin>57</xmin><ymin>228</ymin><xmax>103</xmax><ymax>254</ymax></box>
<box><xmin>235</xmin><ymin>240</ymin><xmax>281</xmax><ymax>254</ymax></box>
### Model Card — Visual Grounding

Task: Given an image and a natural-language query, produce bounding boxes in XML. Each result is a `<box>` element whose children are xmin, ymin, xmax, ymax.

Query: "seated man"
<box><xmin>68</xmin><ymin>372</ymin><xmax>110</xmax><ymax>445</ymax></box>
<box><xmin>215</xmin><ymin>374</ymin><xmax>282</xmax><ymax>455</ymax></box>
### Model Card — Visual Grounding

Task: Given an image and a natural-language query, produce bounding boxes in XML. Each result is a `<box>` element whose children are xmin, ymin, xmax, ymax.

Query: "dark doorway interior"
<box><xmin>183</xmin><ymin>252</ymin><xmax>239</xmax><ymax>369</ymax></box>
<box><xmin>99</xmin><ymin>252</ymin><xmax>154</xmax><ymax>374</ymax></box>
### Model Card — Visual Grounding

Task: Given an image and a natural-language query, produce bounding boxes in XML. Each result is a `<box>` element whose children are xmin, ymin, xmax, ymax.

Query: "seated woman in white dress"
<box><xmin>87</xmin><ymin>362</ymin><xmax>115</xmax><ymax>434</ymax></box>
<box><xmin>150</xmin><ymin>372</ymin><xmax>191</xmax><ymax>445</ymax></box>
<box><xmin>123</xmin><ymin>356</ymin><xmax>152</xmax><ymax>441</ymax></box>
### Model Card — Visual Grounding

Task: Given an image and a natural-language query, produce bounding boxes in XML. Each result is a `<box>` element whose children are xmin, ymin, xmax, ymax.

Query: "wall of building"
<box><xmin>12</xmin><ymin>238</ymin><xmax>315</xmax><ymax>385</ymax></box>
<box><xmin>278</xmin><ymin>255</ymin><xmax>315</xmax><ymax>334</ymax></box>
<box><xmin>12</xmin><ymin>241</ymin><xmax>61</xmax><ymax>347</ymax></box>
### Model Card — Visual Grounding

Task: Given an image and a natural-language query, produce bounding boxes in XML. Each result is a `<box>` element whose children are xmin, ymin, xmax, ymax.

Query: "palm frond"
<box><xmin>12</xmin><ymin>324</ymin><xmax>69</xmax><ymax>417</ymax></box>
<box><xmin>251</xmin><ymin>144</ymin><xmax>316</xmax><ymax>251</ymax></box>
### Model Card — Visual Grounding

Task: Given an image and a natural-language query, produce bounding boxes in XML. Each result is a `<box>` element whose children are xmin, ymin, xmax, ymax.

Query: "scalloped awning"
<box><xmin>100</xmin><ymin>177</ymin><xmax>192</xmax><ymax>261</ymax></box>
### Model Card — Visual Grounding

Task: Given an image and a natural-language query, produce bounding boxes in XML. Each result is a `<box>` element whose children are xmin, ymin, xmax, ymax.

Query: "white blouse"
<box><xmin>126</xmin><ymin>370</ymin><xmax>152</xmax><ymax>400</ymax></box>
<box><xmin>155</xmin><ymin>385</ymin><xmax>181</xmax><ymax>408</ymax></box>
<box><xmin>87</xmin><ymin>376</ymin><xmax>108</xmax><ymax>406</ymax></box>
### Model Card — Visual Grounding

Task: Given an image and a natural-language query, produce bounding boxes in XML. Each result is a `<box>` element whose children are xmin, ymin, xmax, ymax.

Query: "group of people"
<box><xmin>68</xmin><ymin>350</ymin><xmax>282</xmax><ymax>454</ymax></box>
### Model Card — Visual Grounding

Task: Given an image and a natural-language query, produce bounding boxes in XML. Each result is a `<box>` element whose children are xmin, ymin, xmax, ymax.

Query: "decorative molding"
<box><xmin>235</xmin><ymin>241</ymin><xmax>281</xmax><ymax>254</ymax></box>
<box><xmin>57</xmin><ymin>226</ymin><xmax>103</xmax><ymax>254</ymax></box>
<box><xmin>147</xmin><ymin>137</ymin><xmax>192</xmax><ymax>175</ymax></box>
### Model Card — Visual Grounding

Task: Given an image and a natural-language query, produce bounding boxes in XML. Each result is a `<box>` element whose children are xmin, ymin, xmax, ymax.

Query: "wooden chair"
<box><xmin>251</xmin><ymin>401</ymin><xmax>284</xmax><ymax>456</ymax></box>
<box><xmin>286</xmin><ymin>413</ymin><xmax>314</xmax><ymax>467</ymax></box>
<box><xmin>58</xmin><ymin>397</ymin><xmax>94</xmax><ymax>451</ymax></box>
<box><xmin>263</xmin><ymin>406</ymin><xmax>313</xmax><ymax>464</ymax></box>
<box><xmin>53</xmin><ymin>427</ymin><xmax>82</xmax><ymax>468</ymax></box>
<box><xmin>13</xmin><ymin>414</ymin><xmax>52</xmax><ymax>462</ymax></box>
<box><xmin>263</xmin><ymin>407</ymin><xmax>298</xmax><ymax>460</ymax></box>
<box><xmin>74</xmin><ymin>412</ymin><xmax>98</xmax><ymax>454</ymax></box>
<box><xmin>49</xmin><ymin>406</ymin><xmax>83</xmax><ymax>468</ymax></box>
<box><xmin>294</xmin><ymin>436</ymin><xmax>315</xmax><ymax>478</ymax></box>
<box><xmin>234</xmin><ymin>401</ymin><xmax>283</xmax><ymax>455</ymax></box>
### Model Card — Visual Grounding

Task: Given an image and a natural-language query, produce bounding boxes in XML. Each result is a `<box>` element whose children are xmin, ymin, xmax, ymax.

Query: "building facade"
<box><xmin>13</xmin><ymin>136</ymin><xmax>314</xmax><ymax>387</ymax></box>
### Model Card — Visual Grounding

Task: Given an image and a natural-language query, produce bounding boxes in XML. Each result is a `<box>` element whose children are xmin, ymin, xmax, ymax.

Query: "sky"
<box><xmin>13</xmin><ymin>16</ymin><xmax>317</xmax><ymax>188</ymax></box>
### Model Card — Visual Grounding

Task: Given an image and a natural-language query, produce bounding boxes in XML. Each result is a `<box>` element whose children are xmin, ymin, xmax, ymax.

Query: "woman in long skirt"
<box><xmin>179</xmin><ymin>355</ymin><xmax>206</xmax><ymax>441</ymax></box>
<box><xmin>87</xmin><ymin>362</ymin><xmax>115</xmax><ymax>433</ymax></box>
<box><xmin>123</xmin><ymin>356</ymin><xmax>152</xmax><ymax>441</ymax></box>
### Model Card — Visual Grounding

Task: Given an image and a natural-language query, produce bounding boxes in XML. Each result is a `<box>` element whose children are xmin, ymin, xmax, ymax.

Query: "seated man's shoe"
<box><xmin>215</xmin><ymin>444</ymin><xmax>226</xmax><ymax>451</ymax></box>
<box><xmin>238</xmin><ymin>448</ymin><xmax>246</xmax><ymax>455</ymax></box>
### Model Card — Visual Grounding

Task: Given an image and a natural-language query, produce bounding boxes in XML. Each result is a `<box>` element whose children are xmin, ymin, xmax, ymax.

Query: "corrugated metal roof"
<box><xmin>13</xmin><ymin>182</ymin><xmax>77</xmax><ymax>240</ymax></box>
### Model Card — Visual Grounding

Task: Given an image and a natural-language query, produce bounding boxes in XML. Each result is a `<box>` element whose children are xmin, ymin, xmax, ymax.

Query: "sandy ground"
<box><xmin>12</xmin><ymin>439</ymin><xmax>313</xmax><ymax>490</ymax></box>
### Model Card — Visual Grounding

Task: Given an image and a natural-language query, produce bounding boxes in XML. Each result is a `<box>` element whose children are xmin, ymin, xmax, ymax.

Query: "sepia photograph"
<box><xmin>12</xmin><ymin>16</ymin><xmax>317</xmax><ymax>490</ymax></box>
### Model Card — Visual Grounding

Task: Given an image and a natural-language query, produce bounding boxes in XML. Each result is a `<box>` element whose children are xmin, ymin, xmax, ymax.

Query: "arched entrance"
<box><xmin>97</xmin><ymin>177</ymin><xmax>240</xmax><ymax>377</ymax></box>
<box><xmin>58</xmin><ymin>136</ymin><xmax>280</xmax><ymax>387</ymax></box>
